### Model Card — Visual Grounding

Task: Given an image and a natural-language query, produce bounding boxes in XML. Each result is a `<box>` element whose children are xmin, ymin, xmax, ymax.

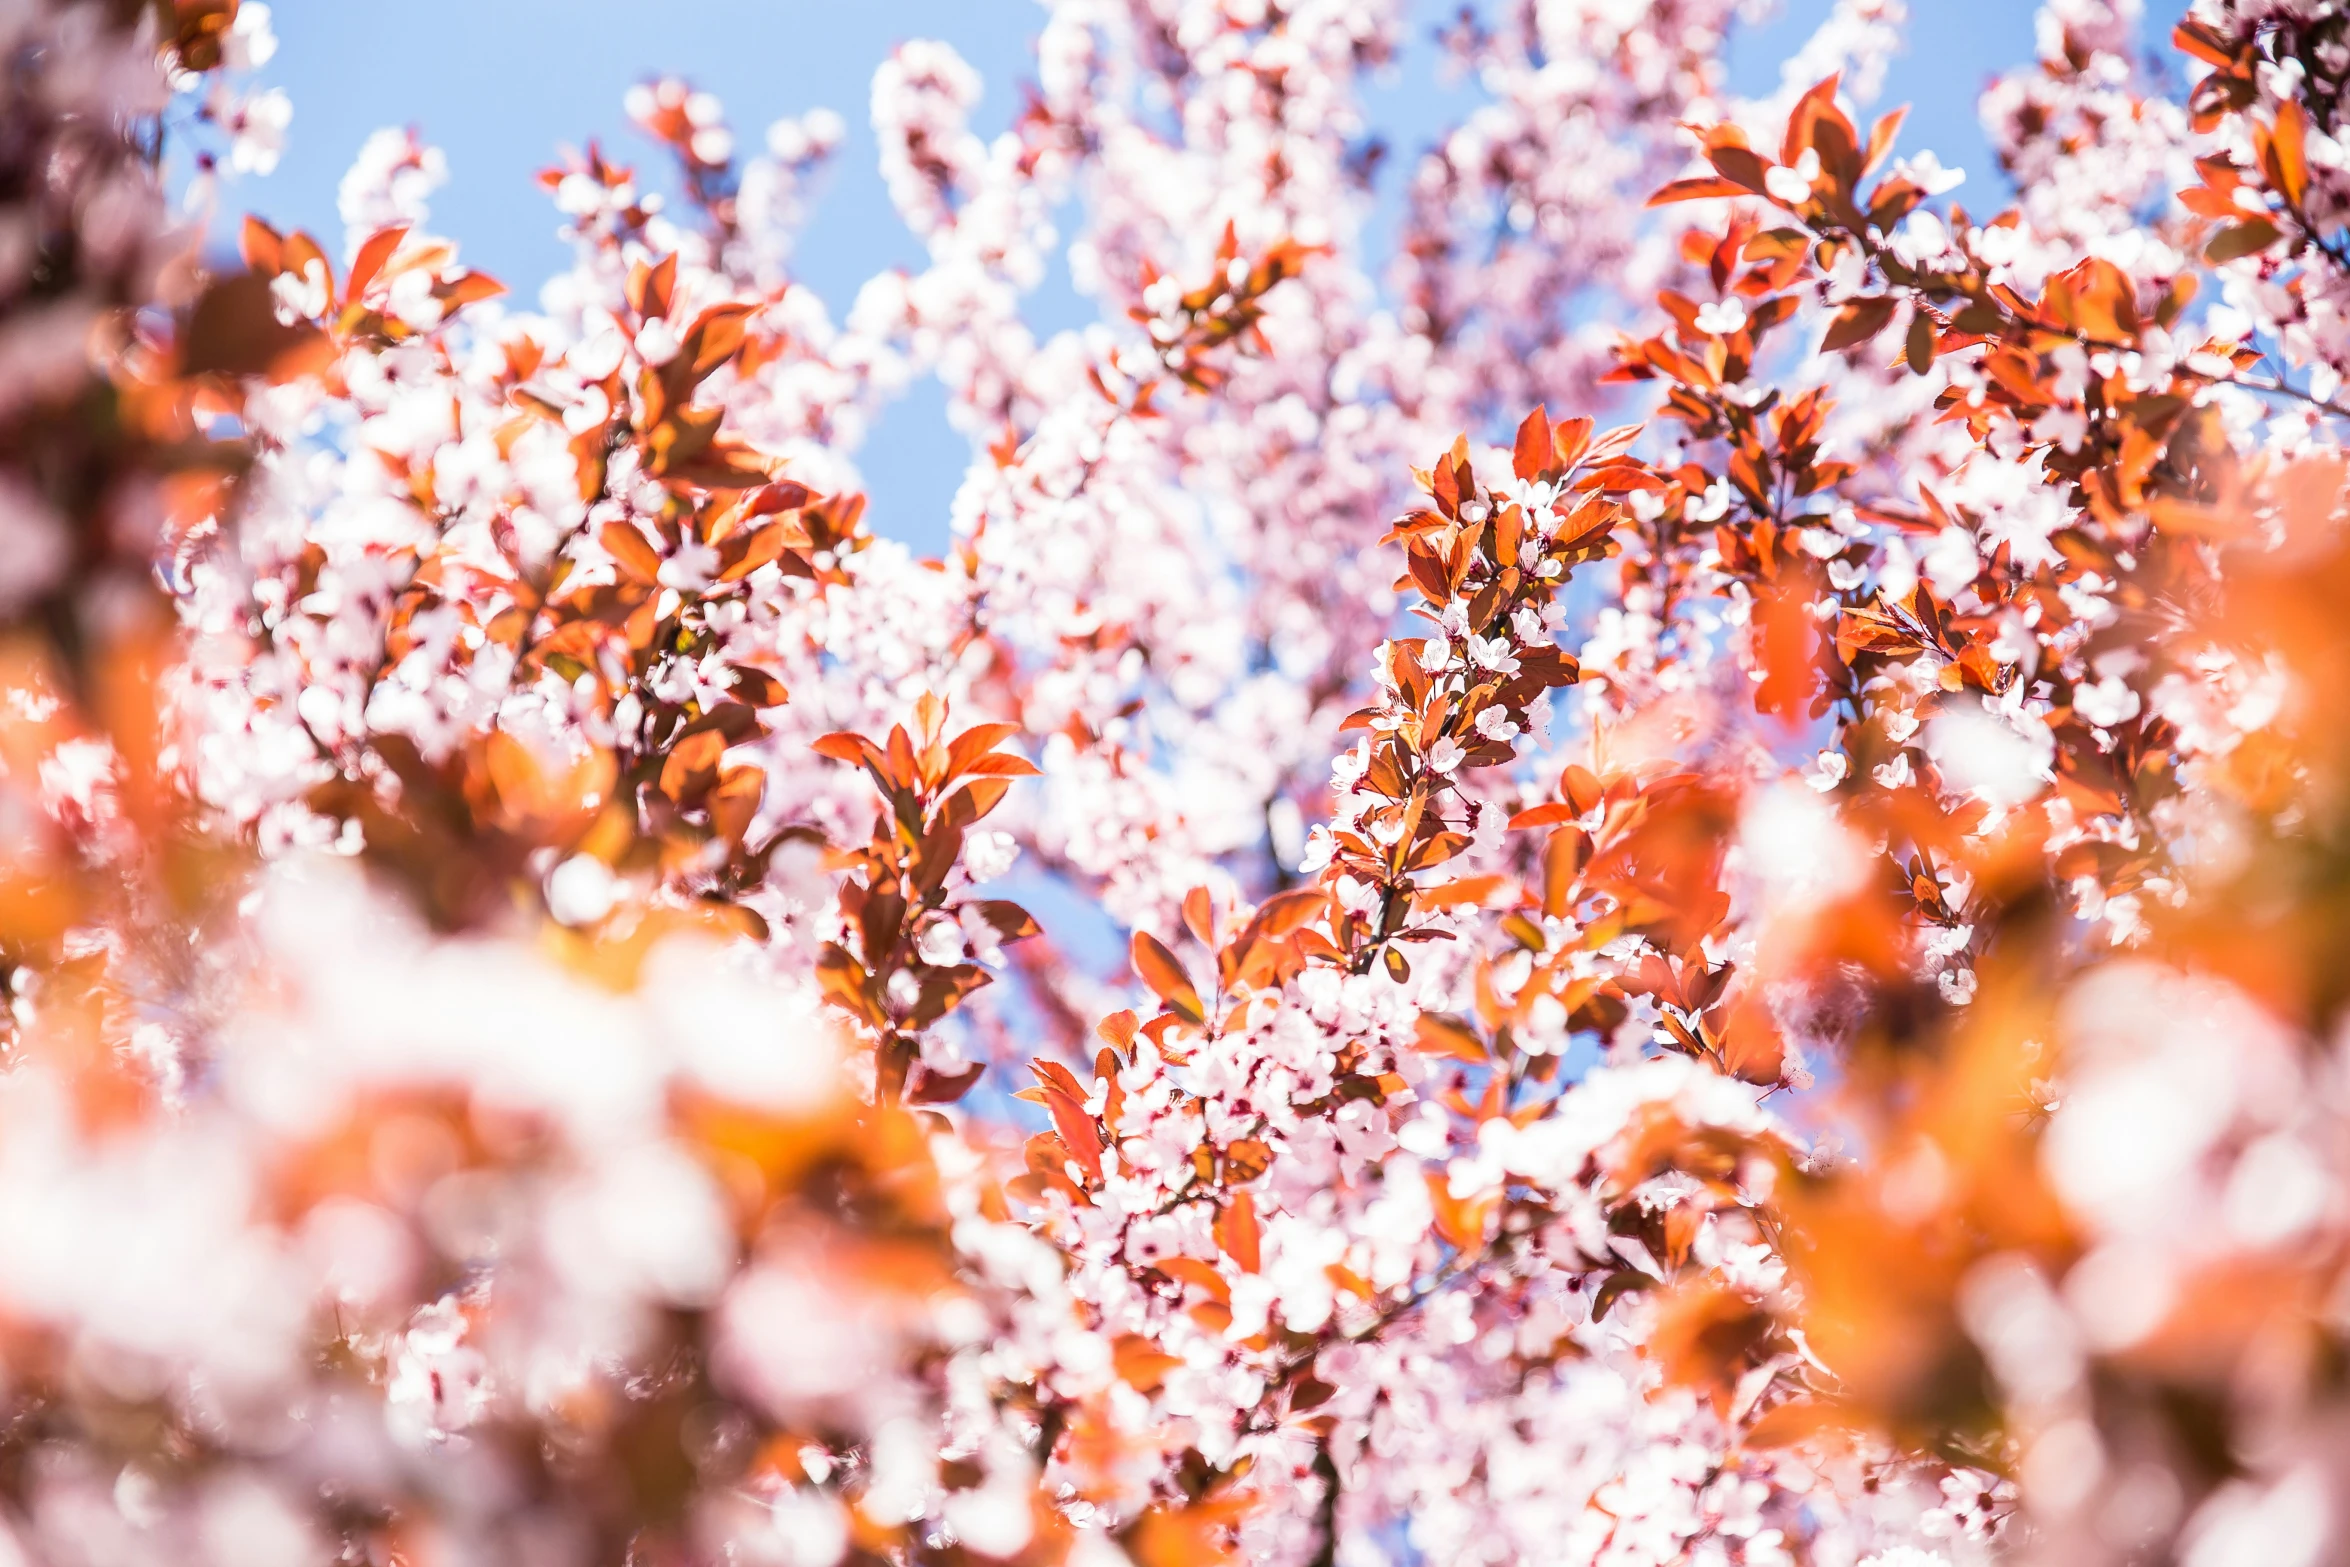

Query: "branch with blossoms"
<box><xmin>1625</xmin><ymin>77</ymin><xmax>2277</xmax><ymax>959</ymax></box>
<box><xmin>941</xmin><ymin>224</ymin><xmax>1328</xmax><ymax>939</ymax></box>
<box><xmin>1657</xmin><ymin>73</ymin><xmax>2349</xmax><ymax>426</ymax></box>
<box><xmin>1126</xmin><ymin>224</ymin><xmax>1323</xmax><ymax>398</ymax></box>
<box><xmin>1302</xmin><ymin>411</ymin><xmax>1618</xmax><ymax>978</ymax></box>
<box><xmin>0</xmin><ymin>2</ymin><xmax>327</xmax><ymax>1060</ymax></box>
<box><xmin>988</xmin><ymin>412</ymin><xmax>1847</xmax><ymax>1567</ymax></box>
<box><xmin>228</xmin><ymin>216</ymin><xmax>893</xmax><ymax>931</ymax></box>
<box><xmin>2175</xmin><ymin>10</ymin><xmax>2350</xmax><ymax>389</ymax></box>
<box><xmin>1578</xmin><ymin>58</ymin><xmax>2350</xmax><ymax>1567</ymax></box>
<box><xmin>811</xmin><ymin>695</ymin><xmax>1042</xmax><ymax>1105</ymax></box>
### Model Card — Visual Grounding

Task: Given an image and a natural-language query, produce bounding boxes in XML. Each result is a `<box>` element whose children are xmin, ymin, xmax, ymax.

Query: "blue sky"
<box><xmin>243</xmin><ymin>0</ymin><xmax>2189</xmax><ymax>550</ymax></box>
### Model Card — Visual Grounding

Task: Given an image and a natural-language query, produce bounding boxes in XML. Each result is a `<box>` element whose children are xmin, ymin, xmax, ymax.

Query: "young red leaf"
<box><xmin>1215</xmin><ymin>1189</ymin><xmax>1261</xmax><ymax>1273</ymax></box>
<box><xmin>1131</xmin><ymin>931</ymin><xmax>1204</xmax><ymax>1023</ymax></box>
<box><xmin>345</xmin><ymin>224</ymin><xmax>410</xmax><ymax>303</ymax></box>
<box><xmin>1645</xmin><ymin>176</ymin><xmax>1752</xmax><ymax>207</ymax></box>
<box><xmin>1512</xmin><ymin>405</ymin><xmax>1552</xmax><ymax>482</ymax></box>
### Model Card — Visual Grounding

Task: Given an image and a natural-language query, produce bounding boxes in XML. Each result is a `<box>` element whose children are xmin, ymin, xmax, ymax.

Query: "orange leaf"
<box><xmin>1863</xmin><ymin>105</ymin><xmax>1907</xmax><ymax>175</ymax></box>
<box><xmin>484</xmin><ymin>731</ymin><xmax>614</xmax><ymax>825</ymax></box>
<box><xmin>1414</xmin><ymin>1013</ymin><xmax>1487</xmax><ymax>1063</ymax></box>
<box><xmin>1645</xmin><ymin>175</ymin><xmax>1751</xmax><ymax>206</ymax></box>
<box><xmin>2145</xmin><ymin>495</ymin><xmax>2247</xmax><ymax>539</ymax></box>
<box><xmin>959</xmin><ymin>752</ymin><xmax>1041</xmax><ymax>777</ymax></box>
<box><xmin>601</xmin><ymin>521</ymin><xmax>664</xmax><ymax>583</ymax></box>
<box><xmin>708</xmin><ymin>764</ymin><xmax>765</xmax><ymax>845</ymax></box>
<box><xmin>1182</xmin><ymin>885</ymin><xmax>1217</xmax><ymax>948</ymax></box>
<box><xmin>345</xmin><ymin>224</ymin><xmax>409</xmax><ymax>302</ymax></box>
<box><xmin>1754</xmin><ymin>577</ymin><xmax>1822</xmax><ymax>725</ymax></box>
<box><xmin>942</xmin><ymin>722</ymin><xmax>1021</xmax><ymax>781</ymax></box>
<box><xmin>686</xmin><ymin>302</ymin><xmax>756</xmax><ymax>378</ymax></box>
<box><xmin>1424</xmin><ymin>1170</ymin><xmax>1497</xmax><ymax>1250</ymax></box>
<box><xmin>2272</xmin><ymin>98</ymin><xmax>2309</xmax><ymax>208</ymax></box>
<box><xmin>1821</xmin><ymin>296</ymin><xmax>1897</xmax><ymax>353</ymax></box>
<box><xmin>1541</xmin><ymin>825</ymin><xmax>1587</xmax><ymax>918</ymax></box>
<box><xmin>1216</xmin><ymin>1189</ymin><xmax>1261</xmax><ymax>1273</ymax></box>
<box><xmin>1421</xmin><ymin>873</ymin><xmax>1507</xmax><ymax>909</ymax></box>
<box><xmin>1031</xmin><ymin>1058</ymin><xmax>1089</xmax><ymax>1101</ymax></box>
<box><xmin>1041</xmin><ymin>1088</ymin><xmax>1104</xmax><ymax>1184</ymax></box>
<box><xmin>810</xmin><ymin>732</ymin><xmax>877</xmax><ymax>766</ymax></box>
<box><xmin>1782</xmin><ymin>74</ymin><xmax>1856</xmax><ymax>181</ymax></box>
<box><xmin>1254</xmin><ymin>887</ymin><xmax>1328</xmax><ymax>936</ymax></box>
<box><xmin>1129</xmin><ymin>1500</ymin><xmax>1246</xmax><ymax>1567</ymax></box>
<box><xmin>1157</xmin><ymin>1256</ymin><xmax>1231</xmax><ymax>1303</ymax></box>
<box><xmin>1112</xmin><ymin>1335</ymin><xmax>1186</xmax><ymax>1392</ymax></box>
<box><xmin>726</xmin><ymin>665</ymin><xmax>788</xmax><ymax>707</ymax></box>
<box><xmin>2046</xmin><ymin>257</ymin><xmax>2138</xmax><ymax>344</ymax></box>
<box><xmin>1512</xmin><ymin>405</ymin><xmax>1551</xmax><ymax>481</ymax></box>
<box><xmin>239</xmin><ymin>214</ymin><xmax>283</xmax><ymax>272</ymax></box>
<box><xmin>1716</xmin><ymin>991</ymin><xmax>1789</xmax><ymax>1086</ymax></box>
<box><xmin>437</xmin><ymin>271</ymin><xmax>507</xmax><ymax>313</ymax></box>
<box><xmin>1650</xmin><ymin>1283</ymin><xmax>1775</xmax><ymax>1413</ymax></box>
<box><xmin>1549</xmin><ymin>416</ymin><xmax>1595</xmax><ymax>471</ymax></box>
<box><xmin>2171</xmin><ymin>18</ymin><xmax>2235</xmax><ymax>69</ymax></box>
<box><xmin>629</xmin><ymin>251</ymin><xmax>678</xmax><ymax>320</ymax></box>
<box><xmin>1132</xmin><ymin>931</ymin><xmax>1205</xmax><ymax>1023</ymax></box>
<box><xmin>969</xmin><ymin>900</ymin><xmax>1041</xmax><ymax>942</ymax></box>
<box><xmin>659</xmin><ymin>727</ymin><xmax>728</xmax><ymax>802</ymax></box>
<box><xmin>1742</xmin><ymin>1399</ymin><xmax>1846</xmax><ymax>1450</ymax></box>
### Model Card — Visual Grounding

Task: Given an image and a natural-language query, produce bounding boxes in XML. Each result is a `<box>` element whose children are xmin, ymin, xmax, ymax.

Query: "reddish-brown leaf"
<box><xmin>1645</xmin><ymin>176</ymin><xmax>1752</xmax><ymax>207</ymax></box>
<box><xmin>2272</xmin><ymin>98</ymin><xmax>2310</xmax><ymax>208</ymax></box>
<box><xmin>1821</xmin><ymin>296</ymin><xmax>1897</xmax><ymax>353</ymax></box>
<box><xmin>601</xmin><ymin>521</ymin><xmax>665</xmax><ymax>583</ymax></box>
<box><xmin>1414</xmin><ymin>1013</ymin><xmax>1488</xmax><ymax>1063</ymax></box>
<box><xmin>659</xmin><ymin>728</ymin><xmax>728</xmax><ymax>802</ymax></box>
<box><xmin>1512</xmin><ymin>405</ymin><xmax>1552</xmax><ymax>481</ymax></box>
<box><xmin>345</xmin><ymin>224</ymin><xmax>409</xmax><ymax>302</ymax></box>
<box><xmin>1043</xmin><ymin>1089</ymin><xmax>1104</xmax><ymax>1183</ymax></box>
<box><xmin>1132</xmin><ymin>931</ymin><xmax>1205</xmax><ymax>1023</ymax></box>
<box><xmin>811</xmin><ymin>732</ymin><xmax>880</xmax><ymax>767</ymax></box>
<box><xmin>1216</xmin><ymin>1190</ymin><xmax>1262</xmax><ymax>1273</ymax></box>
<box><xmin>970</xmin><ymin>899</ymin><xmax>1042</xmax><ymax>941</ymax></box>
<box><xmin>959</xmin><ymin>752</ymin><xmax>1042</xmax><ymax>777</ymax></box>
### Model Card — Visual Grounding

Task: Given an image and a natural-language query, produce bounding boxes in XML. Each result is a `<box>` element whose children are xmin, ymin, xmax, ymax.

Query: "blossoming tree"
<box><xmin>3</xmin><ymin>0</ymin><xmax>2350</xmax><ymax>1564</ymax></box>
